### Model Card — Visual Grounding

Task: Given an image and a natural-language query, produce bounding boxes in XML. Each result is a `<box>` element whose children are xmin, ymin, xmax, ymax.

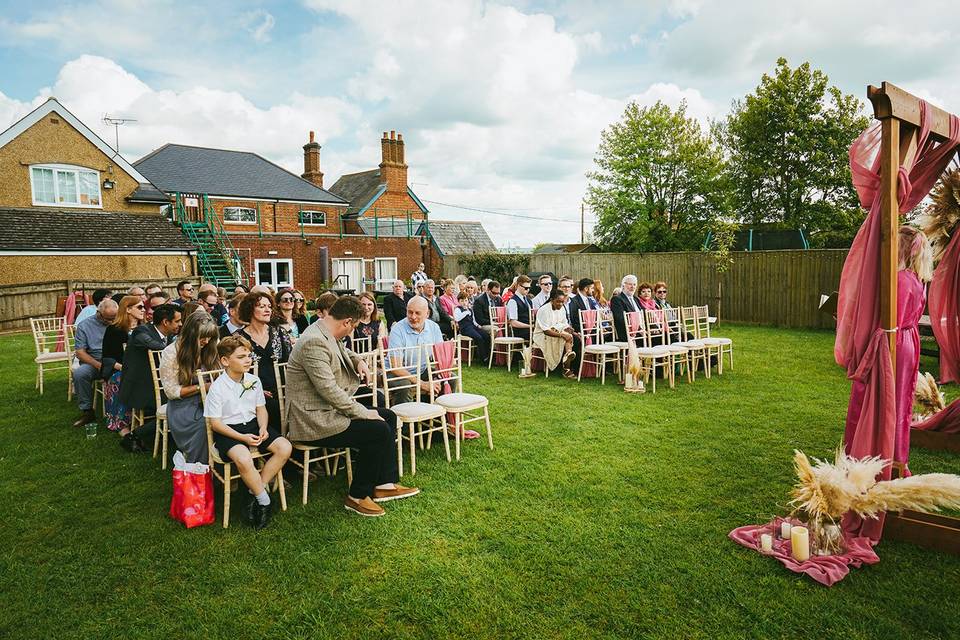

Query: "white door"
<box><xmin>374</xmin><ymin>257</ymin><xmax>398</xmax><ymax>291</ymax></box>
<box><xmin>332</xmin><ymin>258</ymin><xmax>364</xmax><ymax>293</ymax></box>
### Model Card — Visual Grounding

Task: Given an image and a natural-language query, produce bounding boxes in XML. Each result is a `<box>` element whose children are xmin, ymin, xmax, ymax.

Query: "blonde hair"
<box><xmin>898</xmin><ymin>226</ymin><xmax>933</xmax><ymax>283</ymax></box>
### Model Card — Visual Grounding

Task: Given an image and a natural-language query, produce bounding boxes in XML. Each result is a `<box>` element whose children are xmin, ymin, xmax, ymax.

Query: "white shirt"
<box><xmin>203</xmin><ymin>371</ymin><xmax>265</xmax><ymax>426</ymax></box>
<box><xmin>506</xmin><ymin>296</ymin><xmax>529</xmax><ymax>322</ymax></box>
<box><xmin>624</xmin><ymin>292</ymin><xmax>639</xmax><ymax>312</ymax></box>
<box><xmin>531</xmin><ymin>290</ymin><xmax>549</xmax><ymax>310</ymax></box>
<box><xmin>453</xmin><ymin>307</ymin><xmax>472</xmax><ymax>323</ymax></box>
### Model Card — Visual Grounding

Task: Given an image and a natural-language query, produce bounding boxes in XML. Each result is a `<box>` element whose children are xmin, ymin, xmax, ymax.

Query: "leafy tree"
<box><xmin>586</xmin><ymin>100</ymin><xmax>730</xmax><ymax>252</ymax></box>
<box><xmin>458</xmin><ymin>253</ymin><xmax>531</xmax><ymax>284</ymax></box>
<box><xmin>719</xmin><ymin>58</ymin><xmax>869</xmax><ymax>246</ymax></box>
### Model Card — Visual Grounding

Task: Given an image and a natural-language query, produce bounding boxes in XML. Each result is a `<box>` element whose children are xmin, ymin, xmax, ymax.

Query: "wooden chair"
<box><xmin>577</xmin><ymin>309</ymin><xmax>621</xmax><ymax>384</ymax></box>
<box><xmin>427</xmin><ymin>341</ymin><xmax>492</xmax><ymax>461</ymax></box>
<box><xmin>647</xmin><ymin>308</ymin><xmax>692</xmax><ymax>385</ymax></box>
<box><xmin>677</xmin><ymin>307</ymin><xmax>711</xmax><ymax>379</ymax></box>
<box><xmin>488</xmin><ymin>306</ymin><xmax>524</xmax><ymax>371</ymax></box>
<box><xmin>623</xmin><ymin>311</ymin><xmax>672</xmax><ymax>393</ymax></box>
<box><xmin>695</xmin><ymin>305</ymin><xmax>733</xmax><ymax>373</ymax></box>
<box><xmin>451</xmin><ymin>320</ymin><xmax>476</xmax><ymax>367</ymax></box>
<box><xmin>146</xmin><ymin>350</ymin><xmax>171</xmax><ymax>469</ymax></box>
<box><xmin>527</xmin><ymin>306</ymin><xmax>551</xmax><ymax>376</ymax></box>
<box><xmin>381</xmin><ymin>344</ymin><xmax>448</xmax><ymax>476</ymax></box>
<box><xmin>198</xmin><ymin>369</ymin><xmax>287</xmax><ymax>528</ymax></box>
<box><xmin>30</xmin><ymin>317</ymin><xmax>73</xmax><ymax>398</ymax></box>
<box><xmin>349</xmin><ymin>335</ymin><xmax>373</xmax><ymax>355</ymax></box>
<box><xmin>274</xmin><ymin>360</ymin><xmax>354</xmax><ymax>506</ymax></box>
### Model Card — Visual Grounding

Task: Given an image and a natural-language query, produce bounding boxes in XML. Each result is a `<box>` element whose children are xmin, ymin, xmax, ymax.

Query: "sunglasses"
<box><xmin>133</xmin><ymin>304</ymin><xmax>145</xmax><ymax>310</ymax></box>
<box><xmin>294</xmin><ymin>298</ymin><xmax>304</xmax><ymax>303</ymax></box>
<box><xmin>184</xmin><ymin>287</ymin><xmax>194</xmax><ymax>292</ymax></box>
<box><xmin>280</xmin><ymin>297</ymin><xmax>294</xmax><ymax>302</ymax></box>
<box><xmin>656</xmin><ymin>290</ymin><xmax>667</xmax><ymax>294</ymax></box>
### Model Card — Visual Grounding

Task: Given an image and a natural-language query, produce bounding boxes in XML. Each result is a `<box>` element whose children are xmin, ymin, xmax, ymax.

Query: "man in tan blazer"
<box><xmin>285</xmin><ymin>295</ymin><xmax>419</xmax><ymax>517</ymax></box>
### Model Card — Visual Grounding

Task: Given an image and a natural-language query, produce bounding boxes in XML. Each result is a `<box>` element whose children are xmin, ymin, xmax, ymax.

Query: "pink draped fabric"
<box><xmin>929</xmin><ymin>225</ymin><xmax>960</xmax><ymax>383</ymax></box>
<box><xmin>580</xmin><ymin>309</ymin><xmax>598</xmax><ymax>378</ymax></box>
<box><xmin>835</xmin><ymin>101</ymin><xmax>960</xmax><ymax>542</ymax></box>
<box><xmin>913</xmin><ymin>396</ymin><xmax>960</xmax><ymax>433</ymax></box>
<box><xmin>492</xmin><ymin>306</ymin><xmax>508</xmax><ymax>366</ymax></box>
<box><xmin>58</xmin><ymin>291</ymin><xmax>84</xmax><ymax>352</ymax></box>
<box><xmin>431</xmin><ymin>341</ymin><xmax>457</xmax><ymax>425</ymax></box>
<box><xmin>729</xmin><ymin>521</ymin><xmax>879</xmax><ymax>587</ymax></box>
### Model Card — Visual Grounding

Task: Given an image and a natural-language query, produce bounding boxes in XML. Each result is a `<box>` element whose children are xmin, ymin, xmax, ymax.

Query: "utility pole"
<box><xmin>580</xmin><ymin>203</ymin><xmax>585</xmax><ymax>244</ymax></box>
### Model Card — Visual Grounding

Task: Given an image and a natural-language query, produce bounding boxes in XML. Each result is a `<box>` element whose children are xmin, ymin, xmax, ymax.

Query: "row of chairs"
<box><xmin>31</xmin><ymin>316</ymin><xmax>106</xmax><ymax>409</ymax></box>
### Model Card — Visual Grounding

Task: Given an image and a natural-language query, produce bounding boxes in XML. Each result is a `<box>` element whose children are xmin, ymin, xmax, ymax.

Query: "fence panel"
<box><xmin>443</xmin><ymin>250</ymin><xmax>848</xmax><ymax>329</ymax></box>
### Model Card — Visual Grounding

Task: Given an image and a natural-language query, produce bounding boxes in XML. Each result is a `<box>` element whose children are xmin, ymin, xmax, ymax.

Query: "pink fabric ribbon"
<box><xmin>581</xmin><ymin>309</ymin><xmax>597</xmax><ymax>378</ymax></box>
<box><xmin>913</xmin><ymin>396</ymin><xmax>960</xmax><ymax>433</ymax></box>
<box><xmin>432</xmin><ymin>341</ymin><xmax>478</xmax><ymax>439</ymax></box>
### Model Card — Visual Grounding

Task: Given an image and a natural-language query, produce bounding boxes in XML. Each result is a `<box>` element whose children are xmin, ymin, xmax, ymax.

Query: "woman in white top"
<box><xmin>533</xmin><ymin>289</ymin><xmax>577</xmax><ymax>378</ymax></box>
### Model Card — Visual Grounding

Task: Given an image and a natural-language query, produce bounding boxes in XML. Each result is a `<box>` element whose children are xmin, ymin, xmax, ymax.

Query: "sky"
<box><xmin>1</xmin><ymin>0</ymin><xmax>958</xmax><ymax>248</ymax></box>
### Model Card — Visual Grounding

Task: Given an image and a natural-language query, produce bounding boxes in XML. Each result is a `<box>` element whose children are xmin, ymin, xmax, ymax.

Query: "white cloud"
<box><xmin>243</xmin><ymin>9</ymin><xmax>275</xmax><ymax>43</ymax></box>
<box><xmin>628</xmin><ymin>83</ymin><xmax>718</xmax><ymax>125</ymax></box>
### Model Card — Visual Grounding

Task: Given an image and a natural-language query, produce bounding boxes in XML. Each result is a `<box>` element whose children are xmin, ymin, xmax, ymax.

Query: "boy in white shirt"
<box><xmin>204</xmin><ymin>335</ymin><xmax>292</xmax><ymax>530</ymax></box>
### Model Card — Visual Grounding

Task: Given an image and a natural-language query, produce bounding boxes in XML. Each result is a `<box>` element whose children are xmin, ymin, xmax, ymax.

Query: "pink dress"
<box><xmin>439</xmin><ymin>293</ymin><xmax>457</xmax><ymax>317</ymax></box>
<box><xmin>844</xmin><ymin>270</ymin><xmax>925</xmax><ymax>466</ymax></box>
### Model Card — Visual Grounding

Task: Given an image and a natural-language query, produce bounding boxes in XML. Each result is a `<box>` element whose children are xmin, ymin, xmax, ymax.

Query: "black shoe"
<box><xmin>243</xmin><ymin>494</ymin><xmax>258</xmax><ymax>526</ymax></box>
<box><xmin>120</xmin><ymin>432</ymin><xmax>137</xmax><ymax>452</ymax></box>
<box><xmin>254</xmin><ymin>500</ymin><xmax>272</xmax><ymax>531</ymax></box>
<box><xmin>72</xmin><ymin>410</ymin><xmax>96</xmax><ymax>428</ymax></box>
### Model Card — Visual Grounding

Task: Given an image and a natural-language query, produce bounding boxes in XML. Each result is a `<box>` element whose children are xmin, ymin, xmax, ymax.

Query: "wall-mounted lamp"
<box><xmin>102</xmin><ymin>178</ymin><xmax>116</xmax><ymax>190</ymax></box>
<box><xmin>268</xmin><ymin>250</ymin><xmax>278</xmax><ymax>256</ymax></box>
<box><xmin>343</xmin><ymin>250</ymin><xmax>353</xmax><ymax>255</ymax></box>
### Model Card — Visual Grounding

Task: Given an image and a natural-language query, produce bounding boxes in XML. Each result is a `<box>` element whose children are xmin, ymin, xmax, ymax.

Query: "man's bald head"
<box><xmin>98</xmin><ymin>298</ymin><xmax>118</xmax><ymax>323</ymax></box>
<box><xmin>406</xmin><ymin>295</ymin><xmax>429</xmax><ymax>330</ymax></box>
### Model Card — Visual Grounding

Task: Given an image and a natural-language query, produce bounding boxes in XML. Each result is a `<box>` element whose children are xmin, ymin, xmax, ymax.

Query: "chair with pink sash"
<box><xmin>488</xmin><ymin>305</ymin><xmax>524</xmax><ymax>371</ymax></box>
<box><xmin>647</xmin><ymin>308</ymin><xmax>692</xmax><ymax>384</ymax></box>
<box><xmin>623</xmin><ymin>311</ymin><xmax>672</xmax><ymax>392</ymax></box>
<box><xmin>576</xmin><ymin>309</ymin><xmax>620</xmax><ymax>384</ymax></box>
<box><xmin>428</xmin><ymin>341</ymin><xmax>492</xmax><ymax>461</ymax></box>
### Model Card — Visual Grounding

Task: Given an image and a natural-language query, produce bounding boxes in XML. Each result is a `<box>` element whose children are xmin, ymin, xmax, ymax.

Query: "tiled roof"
<box><xmin>419</xmin><ymin>220</ymin><xmax>497</xmax><ymax>257</ymax></box>
<box><xmin>328</xmin><ymin>169</ymin><xmax>383</xmax><ymax>216</ymax></box>
<box><xmin>134</xmin><ymin>144</ymin><xmax>347</xmax><ymax>204</ymax></box>
<box><xmin>532</xmin><ymin>243</ymin><xmax>599</xmax><ymax>254</ymax></box>
<box><xmin>0</xmin><ymin>207</ymin><xmax>193</xmax><ymax>251</ymax></box>
<box><xmin>128</xmin><ymin>183</ymin><xmax>170</xmax><ymax>203</ymax></box>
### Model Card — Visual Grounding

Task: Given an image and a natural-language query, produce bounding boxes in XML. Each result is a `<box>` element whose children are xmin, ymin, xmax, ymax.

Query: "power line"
<box><xmin>422</xmin><ymin>198</ymin><xmax>598</xmax><ymax>224</ymax></box>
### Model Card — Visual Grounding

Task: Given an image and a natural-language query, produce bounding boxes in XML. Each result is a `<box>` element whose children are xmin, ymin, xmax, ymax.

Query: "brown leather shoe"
<box><xmin>343</xmin><ymin>495</ymin><xmax>385</xmax><ymax>517</ymax></box>
<box><xmin>372</xmin><ymin>484</ymin><xmax>421</xmax><ymax>503</ymax></box>
<box><xmin>72</xmin><ymin>410</ymin><xmax>96</xmax><ymax>428</ymax></box>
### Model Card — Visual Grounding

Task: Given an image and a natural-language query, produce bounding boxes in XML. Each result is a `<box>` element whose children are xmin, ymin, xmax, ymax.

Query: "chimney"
<box><xmin>302</xmin><ymin>130</ymin><xmax>323</xmax><ymax>188</ymax></box>
<box><xmin>378</xmin><ymin>129</ymin><xmax>408</xmax><ymax>196</ymax></box>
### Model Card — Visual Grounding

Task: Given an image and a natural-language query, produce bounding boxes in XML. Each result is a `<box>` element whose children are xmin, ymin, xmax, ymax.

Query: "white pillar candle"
<box><xmin>780</xmin><ymin>521</ymin><xmax>792</xmax><ymax>539</ymax></box>
<box><xmin>625</xmin><ymin>373</ymin><xmax>634</xmax><ymax>388</ymax></box>
<box><xmin>760</xmin><ymin>533</ymin><xmax>773</xmax><ymax>553</ymax></box>
<box><xmin>791</xmin><ymin>526</ymin><xmax>810</xmax><ymax>562</ymax></box>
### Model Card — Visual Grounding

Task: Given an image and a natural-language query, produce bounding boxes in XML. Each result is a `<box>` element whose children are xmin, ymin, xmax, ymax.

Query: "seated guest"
<box><xmin>275</xmin><ymin>288</ymin><xmax>308</xmax><ymax>341</ymax></box>
<box><xmin>291</xmin><ymin>289</ymin><xmax>309</xmax><ymax>329</ymax></box>
<box><xmin>145</xmin><ymin>283</ymin><xmax>163</xmax><ymax>299</ymax></box>
<box><xmin>472</xmin><ymin>280</ymin><xmax>502</xmax><ymax>331</ymax></box>
<box><xmin>452</xmin><ymin>275</ymin><xmax>468</xmax><ymax>297</ymax></box>
<box><xmin>75</xmin><ymin>288</ymin><xmax>113</xmax><ymax>325</ymax></box>
<box><xmin>309</xmin><ymin>291</ymin><xmax>339</xmax><ymax>325</ymax></box>
<box><xmin>501</xmin><ymin>276</ymin><xmax>520</xmax><ymax>303</ymax></box>
<box><xmin>557</xmin><ymin>276</ymin><xmax>575</xmax><ymax>321</ymax></box>
<box><xmin>127</xmin><ymin>286</ymin><xmax>146</xmax><ymax>302</ymax></box>
<box><xmin>198</xmin><ymin>283</ymin><xmax>228</xmax><ymax>325</ymax></box>
<box><xmin>219</xmin><ymin>294</ymin><xmax>246</xmax><ymax>338</ymax></box>
<box><xmin>172</xmin><ymin>280</ymin><xmax>195</xmax><ymax>306</ymax></box>
<box><xmin>145</xmin><ymin>291</ymin><xmax>171</xmax><ymax>322</ymax></box>
<box><xmin>383</xmin><ymin>279</ymin><xmax>412</xmax><ymax>329</ymax></box>
<box><xmin>421</xmin><ymin>279</ymin><xmax>454</xmax><ymax>339</ymax></box>
<box><xmin>568</xmin><ymin>278</ymin><xmax>597</xmax><ymax>368</ymax></box>
<box><xmin>505</xmin><ymin>275</ymin><xmax>533</xmax><ymax>342</ymax></box>
<box><xmin>352</xmin><ymin>291</ymin><xmax>382</xmax><ymax>350</ymax></box>
<box><xmin>110</xmin><ymin>292</ymin><xmax>126</xmax><ymax>305</ymax></box>
<box><xmin>119</xmin><ymin>303</ymin><xmax>182</xmax><ymax>446</ymax></box>
<box><xmin>638</xmin><ymin>282</ymin><xmax>658</xmax><ymax>311</ymax></box>
<box><xmin>654</xmin><ymin>281</ymin><xmax>672</xmax><ymax>309</ymax></box>
<box><xmin>611</xmin><ymin>275</ymin><xmax>643</xmax><ymax>343</ymax></box>
<box><xmin>204</xmin><ymin>336</ymin><xmax>292</xmax><ymax>530</ymax></box>
<box><xmin>217</xmin><ymin>286</ymin><xmax>228</xmax><ymax>306</ymax></box>
<box><xmin>387</xmin><ymin>296</ymin><xmax>443</xmax><ymax>405</ymax></box>
<box><xmin>159</xmin><ymin>311</ymin><xmax>220</xmax><ymax>463</ymax></box>
<box><xmin>593</xmin><ymin>278</ymin><xmax>613</xmax><ymax>330</ymax></box>
<box><xmin>463</xmin><ymin>279</ymin><xmax>479</xmax><ymax>305</ymax></box>
<box><xmin>286</xmin><ymin>296</ymin><xmax>418</xmax><ymax>517</ymax></box>
<box><xmin>236</xmin><ymin>291</ymin><xmax>291</xmax><ymax>430</ymax></box>
<box><xmin>531</xmin><ymin>274</ymin><xmax>553</xmax><ymax>310</ymax></box>
<box><xmin>71</xmin><ymin>298</ymin><xmax>118</xmax><ymax>427</ymax></box>
<box><xmin>454</xmin><ymin>291</ymin><xmax>491</xmax><ymax>364</ymax></box>
<box><xmin>438</xmin><ymin>279</ymin><xmax>458</xmax><ymax>317</ymax></box>
<box><xmin>533</xmin><ymin>288</ymin><xmax>577</xmax><ymax>379</ymax></box>
<box><xmin>102</xmin><ymin>295</ymin><xmax>146</xmax><ymax>451</ymax></box>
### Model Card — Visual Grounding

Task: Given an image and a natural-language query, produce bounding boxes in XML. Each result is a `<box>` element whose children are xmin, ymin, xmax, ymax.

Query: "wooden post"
<box><xmin>878</xmin><ymin>117</ymin><xmax>900</xmax><ymax>367</ymax></box>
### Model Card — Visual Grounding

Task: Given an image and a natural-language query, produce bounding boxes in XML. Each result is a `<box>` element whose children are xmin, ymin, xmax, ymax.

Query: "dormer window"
<box><xmin>30</xmin><ymin>164</ymin><xmax>102</xmax><ymax>208</ymax></box>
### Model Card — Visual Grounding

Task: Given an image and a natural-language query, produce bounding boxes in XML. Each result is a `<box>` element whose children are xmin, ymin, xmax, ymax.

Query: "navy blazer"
<box><xmin>118</xmin><ymin>324</ymin><xmax>170</xmax><ymax>410</ymax></box>
<box><xmin>610</xmin><ymin>291</ymin><xmax>642</xmax><ymax>343</ymax></box>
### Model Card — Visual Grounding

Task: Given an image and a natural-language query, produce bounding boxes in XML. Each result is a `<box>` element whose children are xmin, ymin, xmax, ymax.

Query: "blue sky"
<box><xmin>1</xmin><ymin>0</ymin><xmax>956</xmax><ymax>246</ymax></box>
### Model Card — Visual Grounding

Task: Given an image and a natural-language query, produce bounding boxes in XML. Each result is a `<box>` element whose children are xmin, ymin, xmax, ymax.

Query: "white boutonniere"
<box><xmin>239</xmin><ymin>379</ymin><xmax>259</xmax><ymax>398</ymax></box>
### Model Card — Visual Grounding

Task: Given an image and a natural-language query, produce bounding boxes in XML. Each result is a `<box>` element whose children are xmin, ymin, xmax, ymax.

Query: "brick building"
<box><xmin>0</xmin><ymin>97</ymin><xmax>194</xmax><ymax>286</ymax></box>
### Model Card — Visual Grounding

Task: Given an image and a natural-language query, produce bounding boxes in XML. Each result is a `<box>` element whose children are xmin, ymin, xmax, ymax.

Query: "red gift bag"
<box><xmin>169</xmin><ymin>452</ymin><xmax>215</xmax><ymax>528</ymax></box>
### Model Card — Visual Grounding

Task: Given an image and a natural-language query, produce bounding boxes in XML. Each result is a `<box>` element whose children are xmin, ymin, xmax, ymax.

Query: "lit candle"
<box><xmin>791</xmin><ymin>526</ymin><xmax>810</xmax><ymax>562</ymax></box>
<box><xmin>760</xmin><ymin>533</ymin><xmax>773</xmax><ymax>553</ymax></box>
<box><xmin>780</xmin><ymin>521</ymin><xmax>792</xmax><ymax>539</ymax></box>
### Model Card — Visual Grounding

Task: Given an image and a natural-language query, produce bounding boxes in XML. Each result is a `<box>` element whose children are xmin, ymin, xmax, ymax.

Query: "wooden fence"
<box><xmin>0</xmin><ymin>277</ymin><xmax>201</xmax><ymax>333</ymax></box>
<box><xmin>442</xmin><ymin>250</ymin><xmax>849</xmax><ymax>329</ymax></box>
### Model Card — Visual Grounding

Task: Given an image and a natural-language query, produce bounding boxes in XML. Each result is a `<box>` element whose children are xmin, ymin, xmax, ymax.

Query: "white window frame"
<box><xmin>223</xmin><ymin>206</ymin><xmax>258</xmax><ymax>224</ymax></box>
<box><xmin>254</xmin><ymin>258</ymin><xmax>293</xmax><ymax>288</ymax></box>
<box><xmin>299</xmin><ymin>209</ymin><xmax>326</xmax><ymax>226</ymax></box>
<box><xmin>374</xmin><ymin>257</ymin><xmax>398</xmax><ymax>291</ymax></box>
<box><xmin>30</xmin><ymin>164</ymin><xmax>102</xmax><ymax>208</ymax></box>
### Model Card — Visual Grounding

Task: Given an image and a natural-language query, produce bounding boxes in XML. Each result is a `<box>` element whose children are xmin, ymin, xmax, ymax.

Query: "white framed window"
<box><xmin>299</xmin><ymin>210</ymin><xmax>326</xmax><ymax>226</ymax></box>
<box><xmin>223</xmin><ymin>206</ymin><xmax>258</xmax><ymax>224</ymax></box>
<box><xmin>30</xmin><ymin>164</ymin><xmax>101</xmax><ymax>207</ymax></box>
<box><xmin>255</xmin><ymin>259</ymin><xmax>293</xmax><ymax>288</ymax></box>
<box><xmin>374</xmin><ymin>257</ymin><xmax>398</xmax><ymax>291</ymax></box>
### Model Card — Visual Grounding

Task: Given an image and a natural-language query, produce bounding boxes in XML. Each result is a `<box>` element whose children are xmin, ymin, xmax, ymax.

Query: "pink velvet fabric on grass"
<box><xmin>729</xmin><ymin>520</ymin><xmax>879</xmax><ymax>587</ymax></box>
<box><xmin>913</xmin><ymin>396</ymin><xmax>960</xmax><ymax>433</ymax></box>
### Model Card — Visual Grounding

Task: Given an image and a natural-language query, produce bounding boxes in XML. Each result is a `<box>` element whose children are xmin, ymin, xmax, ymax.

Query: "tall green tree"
<box><xmin>587</xmin><ymin>100</ymin><xmax>729</xmax><ymax>252</ymax></box>
<box><xmin>719</xmin><ymin>58</ymin><xmax>869</xmax><ymax>246</ymax></box>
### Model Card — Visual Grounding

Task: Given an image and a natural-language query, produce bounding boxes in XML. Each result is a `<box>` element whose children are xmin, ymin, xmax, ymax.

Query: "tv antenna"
<box><xmin>102</xmin><ymin>114</ymin><xmax>137</xmax><ymax>153</ymax></box>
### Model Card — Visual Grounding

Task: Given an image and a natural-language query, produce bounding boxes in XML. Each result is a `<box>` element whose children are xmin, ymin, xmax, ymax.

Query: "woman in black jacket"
<box><xmin>102</xmin><ymin>295</ymin><xmax>146</xmax><ymax>451</ymax></box>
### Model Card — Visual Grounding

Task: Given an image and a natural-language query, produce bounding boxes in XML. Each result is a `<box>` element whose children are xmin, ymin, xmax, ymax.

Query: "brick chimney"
<box><xmin>379</xmin><ymin>130</ymin><xmax>408</xmax><ymax>195</ymax></box>
<box><xmin>302</xmin><ymin>130</ymin><xmax>323</xmax><ymax>188</ymax></box>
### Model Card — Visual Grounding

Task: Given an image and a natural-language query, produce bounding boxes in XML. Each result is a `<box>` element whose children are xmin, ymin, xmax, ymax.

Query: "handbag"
<box><xmin>169</xmin><ymin>451</ymin><xmax>215</xmax><ymax>528</ymax></box>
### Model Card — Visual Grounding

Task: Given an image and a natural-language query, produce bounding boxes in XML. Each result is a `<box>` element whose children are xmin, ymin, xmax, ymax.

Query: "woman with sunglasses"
<box><xmin>653</xmin><ymin>282</ymin><xmax>672</xmax><ymax>310</ymax></box>
<box><xmin>237</xmin><ymin>292</ymin><xmax>291</xmax><ymax>430</ymax></box>
<box><xmin>101</xmin><ymin>295</ymin><xmax>146</xmax><ymax>451</ymax></box>
<box><xmin>275</xmin><ymin>288</ymin><xmax>308</xmax><ymax>341</ymax></box>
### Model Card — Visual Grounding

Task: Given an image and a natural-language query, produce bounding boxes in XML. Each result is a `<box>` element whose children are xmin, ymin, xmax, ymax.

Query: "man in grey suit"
<box><xmin>285</xmin><ymin>296</ymin><xmax>419</xmax><ymax>517</ymax></box>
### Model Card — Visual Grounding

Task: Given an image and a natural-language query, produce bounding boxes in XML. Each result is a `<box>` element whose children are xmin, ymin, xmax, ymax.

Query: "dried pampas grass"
<box><xmin>917</xmin><ymin>168</ymin><xmax>960</xmax><ymax>263</ymax></box>
<box><xmin>914</xmin><ymin>371</ymin><xmax>945</xmax><ymax>418</ymax></box>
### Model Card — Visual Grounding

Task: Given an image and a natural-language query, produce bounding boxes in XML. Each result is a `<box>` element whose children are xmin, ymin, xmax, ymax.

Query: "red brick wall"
<box><xmin>208</xmin><ymin>198</ymin><xmax>345</xmax><ymax>235</ymax></box>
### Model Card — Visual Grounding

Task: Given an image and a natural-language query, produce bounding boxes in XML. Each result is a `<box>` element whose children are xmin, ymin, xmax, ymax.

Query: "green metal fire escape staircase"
<box><xmin>173</xmin><ymin>193</ymin><xmax>246</xmax><ymax>287</ymax></box>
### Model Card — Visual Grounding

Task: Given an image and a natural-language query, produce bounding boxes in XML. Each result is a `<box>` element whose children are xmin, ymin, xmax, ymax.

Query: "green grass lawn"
<box><xmin>1</xmin><ymin>325</ymin><xmax>959</xmax><ymax>639</ymax></box>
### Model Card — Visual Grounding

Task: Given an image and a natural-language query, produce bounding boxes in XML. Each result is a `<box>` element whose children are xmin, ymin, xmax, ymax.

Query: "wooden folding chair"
<box><xmin>577</xmin><ymin>309</ymin><xmax>621</xmax><ymax>384</ymax></box>
<box><xmin>349</xmin><ymin>335</ymin><xmax>373</xmax><ymax>355</ymax></box>
<box><xmin>653</xmin><ymin>307</ymin><xmax>693</xmax><ymax>384</ymax></box>
<box><xmin>30</xmin><ymin>317</ymin><xmax>73</xmax><ymax>398</ymax></box>
<box><xmin>147</xmin><ymin>350</ymin><xmax>171</xmax><ymax>468</ymax></box>
<box><xmin>452</xmin><ymin>321</ymin><xmax>476</xmax><ymax>367</ymax></box>
<box><xmin>198</xmin><ymin>369</ymin><xmax>287</xmax><ymax>528</ymax></box>
<box><xmin>695</xmin><ymin>305</ymin><xmax>733</xmax><ymax>373</ymax></box>
<box><xmin>274</xmin><ymin>360</ymin><xmax>354</xmax><ymax>506</ymax></box>
<box><xmin>428</xmin><ymin>341</ymin><xmax>492</xmax><ymax>461</ymax></box>
<box><xmin>488</xmin><ymin>306</ymin><xmax>524</xmax><ymax>371</ymax></box>
<box><xmin>381</xmin><ymin>344</ymin><xmax>448</xmax><ymax>476</ymax></box>
<box><xmin>623</xmin><ymin>311</ymin><xmax>672</xmax><ymax>393</ymax></box>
